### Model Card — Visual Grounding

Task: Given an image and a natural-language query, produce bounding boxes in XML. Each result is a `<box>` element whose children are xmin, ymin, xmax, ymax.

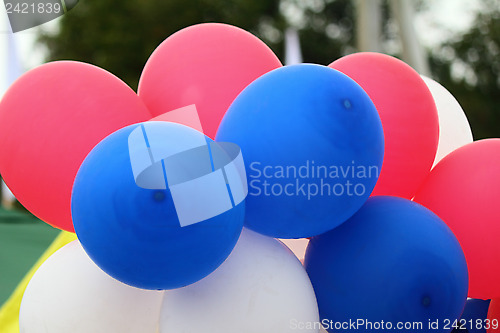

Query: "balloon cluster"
<box><xmin>0</xmin><ymin>23</ymin><xmax>498</xmax><ymax>333</ymax></box>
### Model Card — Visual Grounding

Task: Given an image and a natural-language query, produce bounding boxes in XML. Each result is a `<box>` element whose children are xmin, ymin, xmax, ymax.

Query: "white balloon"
<box><xmin>160</xmin><ymin>228</ymin><xmax>319</xmax><ymax>333</ymax></box>
<box><xmin>20</xmin><ymin>241</ymin><xmax>164</xmax><ymax>333</ymax></box>
<box><xmin>421</xmin><ymin>75</ymin><xmax>473</xmax><ymax>167</ymax></box>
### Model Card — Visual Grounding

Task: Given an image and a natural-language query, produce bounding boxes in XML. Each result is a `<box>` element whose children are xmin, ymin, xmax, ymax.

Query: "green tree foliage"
<box><xmin>430</xmin><ymin>0</ymin><xmax>500</xmax><ymax>139</ymax></box>
<box><xmin>39</xmin><ymin>0</ymin><xmax>284</xmax><ymax>90</ymax></box>
<box><xmin>280</xmin><ymin>0</ymin><xmax>356</xmax><ymax>64</ymax></box>
<box><xmin>39</xmin><ymin>0</ymin><xmax>363</xmax><ymax>90</ymax></box>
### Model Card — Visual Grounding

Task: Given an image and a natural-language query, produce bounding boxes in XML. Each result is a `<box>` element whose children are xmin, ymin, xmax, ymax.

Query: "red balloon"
<box><xmin>138</xmin><ymin>23</ymin><xmax>282</xmax><ymax>139</ymax></box>
<box><xmin>414</xmin><ymin>139</ymin><xmax>500</xmax><ymax>299</ymax></box>
<box><xmin>330</xmin><ymin>52</ymin><xmax>438</xmax><ymax>199</ymax></box>
<box><xmin>0</xmin><ymin>61</ymin><xmax>151</xmax><ymax>232</ymax></box>
<box><xmin>488</xmin><ymin>299</ymin><xmax>500</xmax><ymax>332</ymax></box>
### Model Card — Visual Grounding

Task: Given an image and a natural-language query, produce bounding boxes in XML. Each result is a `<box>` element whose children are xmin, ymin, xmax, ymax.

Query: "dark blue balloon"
<box><xmin>452</xmin><ymin>299</ymin><xmax>490</xmax><ymax>333</ymax></box>
<box><xmin>71</xmin><ymin>122</ymin><xmax>244</xmax><ymax>290</ymax></box>
<box><xmin>216</xmin><ymin>64</ymin><xmax>384</xmax><ymax>238</ymax></box>
<box><xmin>304</xmin><ymin>196</ymin><xmax>468</xmax><ymax>333</ymax></box>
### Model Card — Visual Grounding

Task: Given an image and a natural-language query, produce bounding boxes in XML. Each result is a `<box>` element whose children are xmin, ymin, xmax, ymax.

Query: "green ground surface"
<box><xmin>0</xmin><ymin>208</ymin><xmax>59</xmax><ymax>304</ymax></box>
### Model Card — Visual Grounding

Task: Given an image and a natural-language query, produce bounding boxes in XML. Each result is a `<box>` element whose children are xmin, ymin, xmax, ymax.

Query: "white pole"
<box><xmin>389</xmin><ymin>0</ymin><xmax>431</xmax><ymax>75</ymax></box>
<box><xmin>1</xmin><ymin>14</ymin><xmax>7</xmax><ymax>207</ymax></box>
<box><xmin>284</xmin><ymin>27</ymin><xmax>303</xmax><ymax>66</ymax></box>
<box><xmin>356</xmin><ymin>0</ymin><xmax>382</xmax><ymax>52</ymax></box>
<box><xmin>1</xmin><ymin>20</ymin><xmax>22</xmax><ymax>208</ymax></box>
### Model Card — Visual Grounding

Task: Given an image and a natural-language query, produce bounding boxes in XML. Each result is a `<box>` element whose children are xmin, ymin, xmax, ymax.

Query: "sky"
<box><xmin>0</xmin><ymin>0</ymin><xmax>484</xmax><ymax>93</ymax></box>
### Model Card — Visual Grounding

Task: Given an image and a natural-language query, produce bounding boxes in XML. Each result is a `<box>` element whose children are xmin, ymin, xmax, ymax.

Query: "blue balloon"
<box><xmin>71</xmin><ymin>122</ymin><xmax>245</xmax><ymax>290</ymax></box>
<box><xmin>304</xmin><ymin>196</ymin><xmax>468</xmax><ymax>333</ymax></box>
<box><xmin>453</xmin><ymin>299</ymin><xmax>490</xmax><ymax>333</ymax></box>
<box><xmin>216</xmin><ymin>64</ymin><xmax>384</xmax><ymax>238</ymax></box>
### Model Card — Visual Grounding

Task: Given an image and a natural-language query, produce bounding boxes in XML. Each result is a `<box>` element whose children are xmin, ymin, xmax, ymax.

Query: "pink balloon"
<box><xmin>138</xmin><ymin>23</ymin><xmax>282</xmax><ymax>138</ymax></box>
<box><xmin>0</xmin><ymin>61</ymin><xmax>151</xmax><ymax>232</ymax></box>
<box><xmin>330</xmin><ymin>52</ymin><xmax>438</xmax><ymax>199</ymax></box>
<box><xmin>414</xmin><ymin>139</ymin><xmax>500</xmax><ymax>299</ymax></box>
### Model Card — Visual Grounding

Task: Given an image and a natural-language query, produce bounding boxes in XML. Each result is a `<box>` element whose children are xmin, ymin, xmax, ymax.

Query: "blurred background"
<box><xmin>0</xmin><ymin>0</ymin><xmax>499</xmax><ymax>305</ymax></box>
